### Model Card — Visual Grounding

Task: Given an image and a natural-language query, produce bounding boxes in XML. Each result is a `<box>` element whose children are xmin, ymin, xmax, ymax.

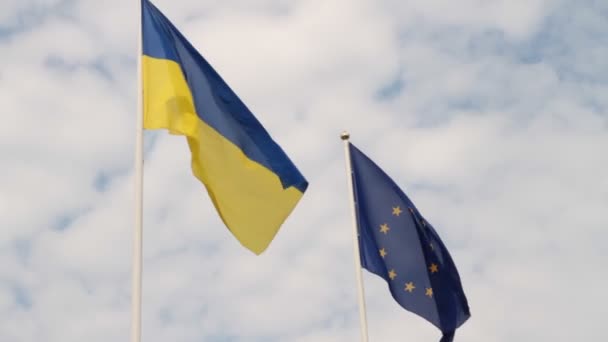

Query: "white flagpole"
<box><xmin>131</xmin><ymin>0</ymin><xmax>144</xmax><ymax>341</ymax></box>
<box><xmin>341</xmin><ymin>132</ymin><xmax>370</xmax><ymax>342</ymax></box>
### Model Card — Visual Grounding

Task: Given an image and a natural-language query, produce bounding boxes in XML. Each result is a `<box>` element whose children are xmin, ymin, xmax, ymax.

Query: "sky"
<box><xmin>1</xmin><ymin>0</ymin><xmax>607</xmax><ymax>341</ymax></box>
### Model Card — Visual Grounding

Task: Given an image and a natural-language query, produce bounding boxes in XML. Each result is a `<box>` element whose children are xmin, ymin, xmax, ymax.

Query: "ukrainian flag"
<box><xmin>141</xmin><ymin>0</ymin><xmax>308</xmax><ymax>254</ymax></box>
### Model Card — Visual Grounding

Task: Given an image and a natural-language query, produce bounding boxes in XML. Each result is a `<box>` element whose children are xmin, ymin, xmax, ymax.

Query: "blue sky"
<box><xmin>1</xmin><ymin>0</ymin><xmax>607</xmax><ymax>341</ymax></box>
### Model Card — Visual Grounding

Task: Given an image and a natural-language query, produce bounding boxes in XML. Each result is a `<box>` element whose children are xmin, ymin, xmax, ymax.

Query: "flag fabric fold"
<box><xmin>348</xmin><ymin>142</ymin><xmax>470</xmax><ymax>341</ymax></box>
<box><xmin>141</xmin><ymin>0</ymin><xmax>308</xmax><ymax>254</ymax></box>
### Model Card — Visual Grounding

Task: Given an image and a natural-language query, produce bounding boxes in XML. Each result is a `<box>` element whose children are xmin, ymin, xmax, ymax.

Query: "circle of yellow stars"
<box><xmin>381</xmin><ymin>205</ymin><xmax>439</xmax><ymax>299</ymax></box>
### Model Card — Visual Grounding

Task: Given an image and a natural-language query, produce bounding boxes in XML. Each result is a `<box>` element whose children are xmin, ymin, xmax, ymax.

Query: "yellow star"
<box><xmin>379</xmin><ymin>248</ymin><xmax>387</xmax><ymax>258</ymax></box>
<box><xmin>379</xmin><ymin>223</ymin><xmax>390</xmax><ymax>234</ymax></box>
<box><xmin>425</xmin><ymin>287</ymin><xmax>433</xmax><ymax>297</ymax></box>
<box><xmin>388</xmin><ymin>269</ymin><xmax>397</xmax><ymax>280</ymax></box>
<box><xmin>429</xmin><ymin>263</ymin><xmax>439</xmax><ymax>274</ymax></box>
<box><xmin>404</xmin><ymin>282</ymin><xmax>415</xmax><ymax>293</ymax></box>
<box><xmin>392</xmin><ymin>206</ymin><xmax>402</xmax><ymax>216</ymax></box>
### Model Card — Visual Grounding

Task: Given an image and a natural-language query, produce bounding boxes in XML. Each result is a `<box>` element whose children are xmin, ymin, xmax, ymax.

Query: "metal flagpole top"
<box><xmin>340</xmin><ymin>131</ymin><xmax>350</xmax><ymax>140</ymax></box>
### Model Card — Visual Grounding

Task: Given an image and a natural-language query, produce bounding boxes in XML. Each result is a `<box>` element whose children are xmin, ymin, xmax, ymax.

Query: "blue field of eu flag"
<box><xmin>348</xmin><ymin>142</ymin><xmax>470</xmax><ymax>342</ymax></box>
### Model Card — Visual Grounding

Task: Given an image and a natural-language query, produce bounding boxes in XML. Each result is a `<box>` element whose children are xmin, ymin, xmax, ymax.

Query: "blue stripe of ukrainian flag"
<box><xmin>141</xmin><ymin>0</ymin><xmax>308</xmax><ymax>254</ymax></box>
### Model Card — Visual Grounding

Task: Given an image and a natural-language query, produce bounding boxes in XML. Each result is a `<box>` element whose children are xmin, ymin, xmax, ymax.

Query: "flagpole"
<box><xmin>131</xmin><ymin>0</ymin><xmax>144</xmax><ymax>341</ymax></box>
<box><xmin>341</xmin><ymin>132</ymin><xmax>370</xmax><ymax>342</ymax></box>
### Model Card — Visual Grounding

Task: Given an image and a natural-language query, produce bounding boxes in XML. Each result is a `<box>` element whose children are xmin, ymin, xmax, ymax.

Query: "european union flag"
<box><xmin>348</xmin><ymin>143</ymin><xmax>470</xmax><ymax>342</ymax></box>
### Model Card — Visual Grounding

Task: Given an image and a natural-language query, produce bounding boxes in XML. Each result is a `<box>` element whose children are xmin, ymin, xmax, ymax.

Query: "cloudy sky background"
<box><xmin>1</xmin><ymin>0</ymin><xmax>607</xmax><ymax>341</ymax></box>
